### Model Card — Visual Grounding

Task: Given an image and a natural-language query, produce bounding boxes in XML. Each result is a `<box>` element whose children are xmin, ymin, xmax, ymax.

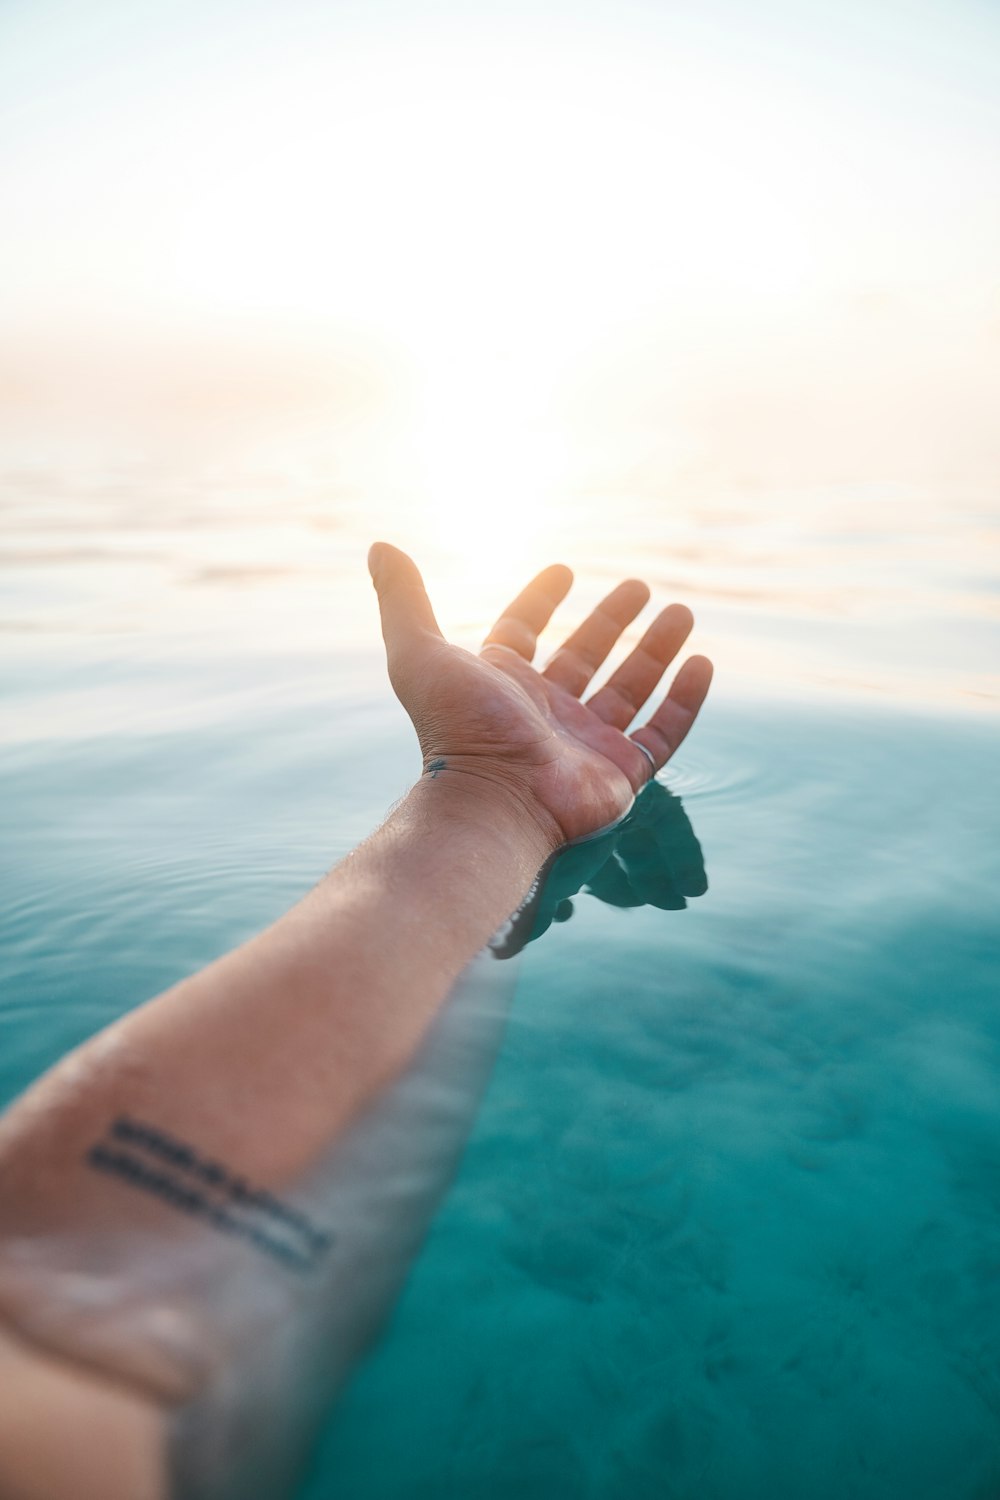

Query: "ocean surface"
<box><xmin>1</xmin><ymin>470</ymin><xmax>999</xmax><ymax>1497</ymax></box>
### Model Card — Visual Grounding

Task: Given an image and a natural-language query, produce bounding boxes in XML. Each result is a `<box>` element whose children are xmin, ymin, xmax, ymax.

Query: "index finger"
<box><xmin>483</xmin><ymin>564</ymin><xmax>574</xmax><ymax>661</ymax></box>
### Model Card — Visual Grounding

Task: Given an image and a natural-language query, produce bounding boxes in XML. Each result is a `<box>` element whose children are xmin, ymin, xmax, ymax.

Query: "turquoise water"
<box><xmin>301</xmin><ymin>704</ymin><xmax>1000</xmax><ymax>1499</ymax></box>
<box><xmin>2</xmin><ymin>478</ymin><xmax>999</xmax><ymax>1496</ymax></box>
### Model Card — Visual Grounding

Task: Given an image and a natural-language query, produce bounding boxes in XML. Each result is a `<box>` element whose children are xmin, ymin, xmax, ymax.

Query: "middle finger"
<box><xmin>542</xmin><ymin>579</ymin><xmax>649</xmax><ymax>696</ymax></box>
<box><xmin>585</xmin><ymin>604</ymin><xmax>694</xmax><ymax>728</ymax></box>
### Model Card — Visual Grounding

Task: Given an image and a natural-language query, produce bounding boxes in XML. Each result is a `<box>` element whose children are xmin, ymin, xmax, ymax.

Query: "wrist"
<box><xmin>406</xmin><ymin>760</ymin><xmax>564</xmax><ymax>868</ymax></box>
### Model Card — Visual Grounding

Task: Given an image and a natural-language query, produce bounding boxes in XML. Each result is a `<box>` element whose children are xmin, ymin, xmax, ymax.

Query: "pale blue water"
<box><xmin>1</xmin><ymin>476</ymin><xmax>999</xmax><ymax>1496</ymax></box>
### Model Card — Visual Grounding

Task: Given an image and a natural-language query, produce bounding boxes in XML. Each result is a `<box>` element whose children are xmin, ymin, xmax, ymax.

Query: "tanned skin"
<box><xmin>0</xmin><ymin>545</ymin><xmax>712</xmax><ymax>1498</ymax></box>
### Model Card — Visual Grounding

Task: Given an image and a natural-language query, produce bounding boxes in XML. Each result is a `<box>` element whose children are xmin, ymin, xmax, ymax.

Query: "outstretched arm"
<box><xmin>0</xmin><ymin>546</ymin><xmax>711</xmax><ymax>1497</ymax></box>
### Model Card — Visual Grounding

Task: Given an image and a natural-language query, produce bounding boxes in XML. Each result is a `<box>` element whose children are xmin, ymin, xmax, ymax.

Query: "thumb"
<box><xmin>368</xmin><ymin>543</ymin><xmax>443</xmax><ymax>665</ymax></box>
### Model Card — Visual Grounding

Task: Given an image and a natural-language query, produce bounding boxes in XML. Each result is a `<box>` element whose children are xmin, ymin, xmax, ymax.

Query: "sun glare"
<box><xmin>414</xmin><ymin>355</ymin><xmax>569</xmax><ymax>556</ymax></box>
<box><xmin>3</xmin><ymin>0</ymin><xmax>998</xmax><ymax>649</ymax></box>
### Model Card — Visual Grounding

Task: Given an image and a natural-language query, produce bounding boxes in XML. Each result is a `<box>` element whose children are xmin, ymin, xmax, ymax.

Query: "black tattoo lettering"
<box><xmin>86</xmin><ymin>1117</ymin><xmax>334</xmax><ymax>1273</ymax></box>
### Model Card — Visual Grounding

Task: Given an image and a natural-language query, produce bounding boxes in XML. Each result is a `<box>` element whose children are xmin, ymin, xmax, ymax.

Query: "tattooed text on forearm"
<box><xmin>85</xmin><ymin>1116</ymin><xmax>333</xmax><ymax>1274</ymax></box>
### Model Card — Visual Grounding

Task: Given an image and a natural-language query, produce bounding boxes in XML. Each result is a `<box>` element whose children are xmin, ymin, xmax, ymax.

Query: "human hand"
<box><xmin>369</xmin><ymin>543</ymin><xmax>712</xmax><ymax>852</ymax></box>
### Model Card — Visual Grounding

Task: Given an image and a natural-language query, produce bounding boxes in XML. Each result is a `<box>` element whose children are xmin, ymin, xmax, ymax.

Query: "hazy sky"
<box><xmin>2</xmin><ymin>0</ymin><xmax>999</xmax><ymax>500</ymax></box>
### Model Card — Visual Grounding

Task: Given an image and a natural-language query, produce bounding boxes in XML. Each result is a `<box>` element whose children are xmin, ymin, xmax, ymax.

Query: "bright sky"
<box><xmin>2</xmin><ymin>0</ymin><xmax>999</xmax><ymax>586</ymax></box>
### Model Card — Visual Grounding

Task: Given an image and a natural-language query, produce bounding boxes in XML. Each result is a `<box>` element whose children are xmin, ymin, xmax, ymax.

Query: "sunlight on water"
<box><xmin>2</xmin><ymin>453</ymin><xmax>996</xmax><ymax>736</ymax></box>
<box><xmin>1</xmin><ymin>0</ymin><xmax>999</xmax><ymax>1493</ymax></box>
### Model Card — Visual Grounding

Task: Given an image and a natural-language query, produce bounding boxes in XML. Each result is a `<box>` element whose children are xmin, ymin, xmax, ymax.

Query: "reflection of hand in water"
<box><xmin>491</xmin><ymin>779</ymin><xmax>707</xmax><ymax>957</ymax></box>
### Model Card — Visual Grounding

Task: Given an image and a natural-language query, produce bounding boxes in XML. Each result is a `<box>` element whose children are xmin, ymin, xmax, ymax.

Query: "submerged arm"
<box><xmin>0</xmin><ymin>776</ymin><xmax>551</xmax><ymax>1497</ymax></box>
<box><xmin>0</xmin><ymin>545</ymin><xmax>711</xmax><ymax>1496</ymax></box>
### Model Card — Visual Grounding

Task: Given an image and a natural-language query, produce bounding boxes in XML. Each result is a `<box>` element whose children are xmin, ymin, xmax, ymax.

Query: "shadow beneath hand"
<box><xmin>489</xmin><ymin>780</ymin><xmax>707</xmax><ymax>959</ymax></box>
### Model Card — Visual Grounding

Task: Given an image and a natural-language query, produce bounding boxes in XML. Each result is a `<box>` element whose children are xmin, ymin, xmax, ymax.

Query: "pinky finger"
<box><xmin>630</xmin><ymin>656</ymin><xmax>714</xmax><ymax>772</ymax></box>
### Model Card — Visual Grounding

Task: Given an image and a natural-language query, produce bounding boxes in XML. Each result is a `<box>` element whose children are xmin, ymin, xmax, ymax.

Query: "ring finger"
<box><xmin>586</xmin><ymin>604</ymin><xmax>694</xmax><ymax>729</ymax></box>
<box><xmin>542</xmin><ymin>579</ymin><xmax>650</xmax><ymax>696</ymax></box>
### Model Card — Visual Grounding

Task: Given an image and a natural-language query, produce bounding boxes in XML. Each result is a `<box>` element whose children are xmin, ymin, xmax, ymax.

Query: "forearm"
<box><xmin>0</xmin><ymin>773</ymin><xmax>552</xmax><ymax>1394</ymax></box>
<box><xmin>0</xmin><ymin>541</ymin><xmax>710</xmax><ymax>1496</ymax></box>
<box><xmin>0</xmin><ymin>1324</ymin><xmax>166</xmax><ymax>1500</ymax></box>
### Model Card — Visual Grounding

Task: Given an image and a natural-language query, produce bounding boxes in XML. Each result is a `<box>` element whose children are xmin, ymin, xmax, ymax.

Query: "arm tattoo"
<box><xmin>85</xmin><ymin>1116</ymin><xmax>334</xmax><ymax>1274</ymax></box>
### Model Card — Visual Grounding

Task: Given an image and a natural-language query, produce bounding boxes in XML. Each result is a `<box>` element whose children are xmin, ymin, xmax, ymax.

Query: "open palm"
<box><xmin>369</xmin><ymin>543</ymin><xmax>713</xmax><ymax>849</ymax></box>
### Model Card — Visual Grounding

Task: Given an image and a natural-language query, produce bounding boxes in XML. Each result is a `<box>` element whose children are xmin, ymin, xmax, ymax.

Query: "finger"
<box><xmin>542</xmin><ymin>579</ymin><xmax>650</xmax><ymax>695</ymax></box>
<box><xmin>483</xmin><ymin>564</ymin><xmax>573</xmax><ymax>660</ymax></box>
<box><xmin>585</xmin><ymin>604</ymin><xmax>694</xmax><ymax>729</ymax></box>
<box><xmin>630</xmin><ymin>655</ymin><xmax>714</xmax><ymax>771</ymax></box>
<box><xmin>368</xmin><ymin>542</ymin><xmax>443</xmax><ymax>666</ymax></box>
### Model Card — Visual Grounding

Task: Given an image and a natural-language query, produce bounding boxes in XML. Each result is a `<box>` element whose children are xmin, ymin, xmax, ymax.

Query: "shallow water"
<box><xmin>1</xmin><ymin>474</ymin><xmax>999</xmax><ymax>1496</ymax></box>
